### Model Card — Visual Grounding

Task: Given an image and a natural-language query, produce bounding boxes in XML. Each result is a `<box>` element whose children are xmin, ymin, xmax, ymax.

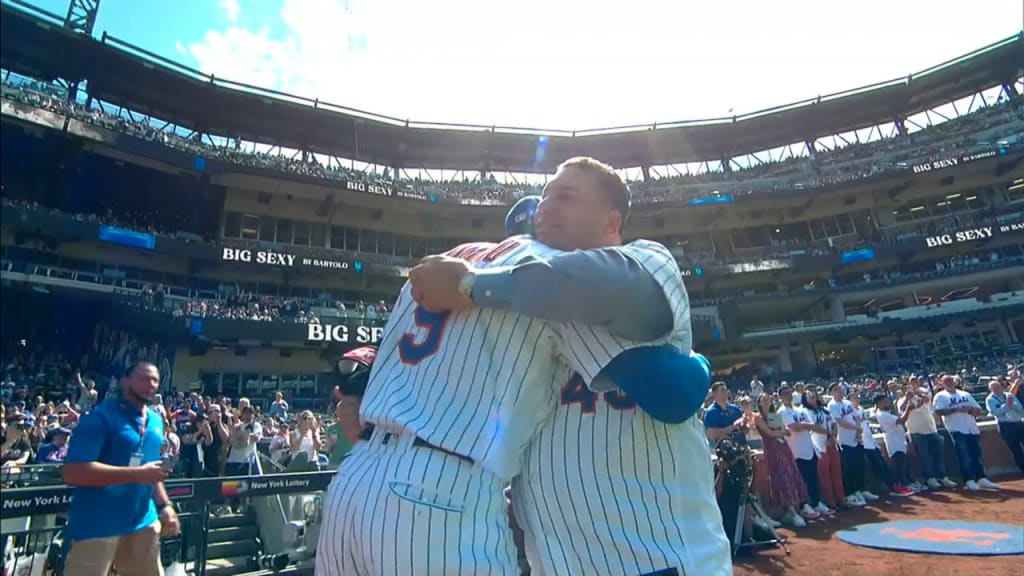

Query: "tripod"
<box><xmin>715</xmin><ymin>437</ymin><xmax>789</xmax><ymax>557</ymax></box>
<box><xmin>732</xmin><ymin>487</ymin><xmax>790</xmax><ymax>557</ymax></box>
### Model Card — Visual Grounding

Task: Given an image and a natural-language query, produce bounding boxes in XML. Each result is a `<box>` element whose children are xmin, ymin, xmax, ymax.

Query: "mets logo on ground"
<box><xmin>838</xmin><ymin>520</ymin><xmax>1024</xmax><ymax>556</ymax></box>
<box><xmin>880</xmin><ymin>526</ymin><xmax>1011</xmax><ymax>546</ymax></box>
<box><xmin>221</xmin><ymin>480</ymin><xmax>250</xmax><ymax>496</ymax></box>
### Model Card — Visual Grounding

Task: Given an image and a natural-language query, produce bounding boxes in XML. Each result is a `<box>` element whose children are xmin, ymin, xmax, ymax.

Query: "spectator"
<box><xmin>34</xmin><ymin>426</ymin><xmax>71</xmax><ymax>463</ymax></box>
<box><xmin>933</xmin><ymin>374</ymin><xmax>1000</xmax><ymax>490</ymax></box>
<box><xmin>803</xmin><ymin>388</ymin><xmax>861</xmax><ymax>508</ymax></box>
<box><xmin>874</xmin><ymin>393</ymin><xmax>922</xmax><ymax>492</ymax></box>
<box><xmin>897</xmin><ymin>377</ymin><xmax>956</xmax><ymax>489</ymax></box>
<box><xmin>851</xmin><ymin>393</ymin><xmax>913</xmax><ymax>497</ymax></box>
<box><xmin>172</xmin><ymin>402</ymin><xmax>203</xmax><ymax>478</ymax></box>
<box><xmin>986</xmin><ymin>379</ymin><xmax>1024</xmax><ymax>475</ymax></box>
<box><xmin>828</xmin><ymin>383</ymin><xmax>878</xmax><ymax>503</ymax></box>
<box><xmin>289</xmin><ymin>410</ymin><xmax>322</xmax><ymax>469</ymax></box>
<box><xmin>325</xmin><ymin>401</ymin><xmax>354</xmax><ymax>467</ymax></box>
<box><xmin>199</xmin><ymin>404</ymin><xmax>228</xmax><ymax>477</ymax></box>
<box><xmin>1</xmin><ymin>414</ymin><xmax>32</xmax><ymax>468</ymax></box>
<box><xmin>269</xmin><ymin>422</ymin><xmax>291</xmax><ymax>466</ymax></box>
<box><xmin>269</xmin><ymin>391</ymin><xmax>289</xmax><ymax>421</ymax></box>
<box><xmin>770</xmin><ymin>388</ymin><xmax>824</xmax><ymax>526</ymax></box>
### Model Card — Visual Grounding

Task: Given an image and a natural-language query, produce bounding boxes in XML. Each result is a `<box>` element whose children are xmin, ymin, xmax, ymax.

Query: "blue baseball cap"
<box><xmin>505</xmin><ymin>195</ymin><xmax>541</xmax><ymax>238</ymax></box>
<box><xmin>597</xmin><ymin>347</ymin><xmax>711</xmax><ymax>424</ymax></box>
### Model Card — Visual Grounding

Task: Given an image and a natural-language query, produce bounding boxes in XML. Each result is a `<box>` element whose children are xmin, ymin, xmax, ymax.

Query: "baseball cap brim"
<box><xmin>597</xmin><ymin>347</ymin><xmax>711</xmax><ymax>424</ymax></box>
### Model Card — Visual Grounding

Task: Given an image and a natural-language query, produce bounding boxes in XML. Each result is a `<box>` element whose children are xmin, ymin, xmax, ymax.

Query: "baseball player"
<box><xmin>412</xmin><ymin>158</ymin><xmax>730</xmax><ymax>576</ymax></box>
<box><xmin>316</xmin><ymin>160</ymin><xmax>686</xmax><ymax>575</ymax></box>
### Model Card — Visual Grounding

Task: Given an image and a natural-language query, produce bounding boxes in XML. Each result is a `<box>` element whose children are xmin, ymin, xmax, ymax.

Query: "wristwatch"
<box><xmin>457</xmin><ymin>271</ymin><xmax>477</xmax><ymax>300</ymax></box>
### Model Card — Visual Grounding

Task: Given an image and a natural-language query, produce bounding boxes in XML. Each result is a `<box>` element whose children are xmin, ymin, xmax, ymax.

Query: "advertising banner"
<box><xmin>910</xmin><ymin>150</ymin><xmax>998</xmax><ymax>174</ymax></box>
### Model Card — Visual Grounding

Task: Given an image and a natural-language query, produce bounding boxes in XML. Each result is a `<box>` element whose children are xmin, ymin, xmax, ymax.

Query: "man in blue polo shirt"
<box><xmin>61</xmin><ymin>362</ymin><xmax>181</xmax><ymax>576</ymax></box>
<box><xmin>704</xmin><ymin>381</ymin><xmax>748</xmax><ymax>445</ymax></box>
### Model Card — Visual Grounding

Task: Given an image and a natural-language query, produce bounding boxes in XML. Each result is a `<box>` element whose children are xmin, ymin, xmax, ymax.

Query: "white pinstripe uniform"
<box><xmin>511</xmin><ymin>240</ymin><xmax>732</xmax><ymax>576</ymax></box>
<box><xmin>316</xmin><ymin>237</ymin><xmax>570</xmax><ymax>576</ymax></box>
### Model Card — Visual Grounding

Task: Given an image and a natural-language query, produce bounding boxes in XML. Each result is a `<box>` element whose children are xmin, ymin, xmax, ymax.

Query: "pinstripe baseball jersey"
<box><xmin>359</xmin><ymin>237</ymin><xmax>568</xmax><ymax>481</ymax></box>
<box><xmin>512</xmin><ymin>239</ymin><xmax>732</xmax><ymax>576</ymax></box>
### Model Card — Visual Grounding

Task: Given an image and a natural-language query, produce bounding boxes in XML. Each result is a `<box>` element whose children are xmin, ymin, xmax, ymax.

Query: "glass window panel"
<box><xmin>378</xmin><ymin>232</ymin><xmax>395</xmax><ymax>255</ymax></box>
<box><xmin>241</xmin><ymin>214</ymin><xmax>260</xmax><ymax>240</ymax></box>
<box><xmin>224</xmin><ymin>212</ymin><xmax>242</xmax><ymax>238</ymax></box>
<box><xmin>259</xmin><ymin>216</ymin><xmax>277</xmax><ymax>242</ymax></box>
<box><xmin>293</xmin><ymin>222</ymin><xmax>311</xmax><ymax>246</ymax></box>
<box><xmin>331</xmin><ymin>226</ymin><xmax>346</xmax><ymax>250</ymax></box>
<box><xmin>277</xmin><ymin>219</ymin><xmax>293</xmax><ymax>245</ymax></box>
<box><xmin>361</xmin><ymin>229</ymin><xmax>377</xmax><ymax>253</ymax></box>
<box><xmin>344</xmin><ymin>228</ymin><xmax>359</xmax><ymax>251</ymax></box>
<box><xmin>311</xmin><ymin>223</ymin><xmax>326</xmax><ymax>248</ymax></box>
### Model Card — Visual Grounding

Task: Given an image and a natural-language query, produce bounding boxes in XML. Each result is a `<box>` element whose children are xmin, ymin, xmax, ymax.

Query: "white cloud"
<box><xmin>219</xmin><ymin>0</ymin><xmax>242</xmax><ymax>24</ymax></box>
<box><xmin>174</xmin><ymin>40</ymin><xmax>187</xmax><ymax>57</ymax></box>
<box><xmin>185</xmin><ymin>0</ymin><xmax>1022</xmax><ymax>131</ymax></box>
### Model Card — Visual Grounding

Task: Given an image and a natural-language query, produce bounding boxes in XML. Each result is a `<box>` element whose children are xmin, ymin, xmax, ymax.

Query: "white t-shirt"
<box><xmin>875</xmin><ymin>409</ymin><xmax>908</xmax><ymax>455</ymax></box>
<box><xmin>853</xmin><ymin>406</ymin><xmax>877</xmax><ymax>450</ymax></box>
<box><xmin>932</xmin><ymin>389</ymin><xmax>981</xmax><ymax>435</ymax></box>
<box><xmin>226</xmin><ymin>420</ymin><xmax>263</xmax><ymax>464</ymax></box>
<box><xmin>779</xmin><ymin>405</ymin><xmax>816</xmax><ymax>461</ymax></box>
<box><xmin>828</xmin><ymin>398</ymin><xmax>859</xmax><ymax>447</ymax></box>
<box><xmin>898</xmin><ymin>388</ymin><xmax>938</xmax><ymax>435</ymax></box>
<box><xmin>806</xmin><ymin>409</ymin><xmax>832</xmax><ymax>456</ymax></box>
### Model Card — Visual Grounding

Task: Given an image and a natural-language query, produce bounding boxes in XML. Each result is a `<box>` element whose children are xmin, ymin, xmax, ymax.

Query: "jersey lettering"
<box><xmin>481</xmin><ymin>239</ymin><xmax>523</xmax><ymax>263</ymax></box>
<box><xmin>398</xmin><ymin>306</ymin><xmax>451</xmax><ymax>365</ymax></box>
<box><xmin>559</xmin><ymin>373</ymin><xmax>637</xmax><ymax>413</ymax></box>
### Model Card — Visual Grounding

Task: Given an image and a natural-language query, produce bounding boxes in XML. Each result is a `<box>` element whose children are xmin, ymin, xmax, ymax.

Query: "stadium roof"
<box><xmin>1</xmin><ymin>1</ymin><xmax>1022</xmax><ymax>173</ymax></box>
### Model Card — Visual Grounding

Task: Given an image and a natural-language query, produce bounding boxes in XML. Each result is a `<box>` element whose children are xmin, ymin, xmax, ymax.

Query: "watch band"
<box><xmin>457</xmin><ymin>271</ymin><xmax>477</xmax><ymax>299</ymax></box>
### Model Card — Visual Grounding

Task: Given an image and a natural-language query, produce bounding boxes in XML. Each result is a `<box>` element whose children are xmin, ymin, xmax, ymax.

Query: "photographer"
<box><xmin>898</xmin><ymin>377</ymin><xmax>956</xmax><ymax>489</ymax></box>
<box><xmin>198</xmin><ymin>404</ymin><xmax>228</xmax><ymax>477</ymax></box>
<box><xmin>289</xmin><ymin>410</ymin><xmax>322</xmax><ymax>469</ymax></box>
<box><xmin>224</xmin><ymin>405</ymin><xmax>262</xmax><ymax>512</ymax></box>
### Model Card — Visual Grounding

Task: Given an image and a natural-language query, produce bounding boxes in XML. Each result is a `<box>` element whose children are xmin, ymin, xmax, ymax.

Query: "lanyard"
<box><xmin>135</xmin><ymin>407</ymin><xmax>148</xmax><ymax>453</ymax></box>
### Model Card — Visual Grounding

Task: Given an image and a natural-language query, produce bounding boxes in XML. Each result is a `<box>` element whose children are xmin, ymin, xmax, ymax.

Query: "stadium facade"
<box><xmin>1</xmin><ymin>0</ymin><xmax>1023</xmax><ymax>401</ymax></box>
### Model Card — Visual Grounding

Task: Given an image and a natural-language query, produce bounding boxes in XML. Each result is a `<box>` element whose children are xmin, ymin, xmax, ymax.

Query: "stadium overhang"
<box><xmin>2</xmin><ymin>1</ymin><xmax>1021</xmax><ymax>172</ymax></box>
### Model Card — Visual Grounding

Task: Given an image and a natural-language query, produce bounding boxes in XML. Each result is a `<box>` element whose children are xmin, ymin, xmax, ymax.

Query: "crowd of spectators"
<box><xmin>702</xmin><ymin>365</ymin><xmax>1023</xmax><ymax>545</ymax></box>
<box><xmin>170</xmin><ymin>287</ymin><xmax>390</xmax><ymax>323</ymax></box>
<box><xmin>3</xmin><ymin>75</ymin><xmax>1021</xmax><ymax>207</ymax></box>
<box><xmin>0</xmin><ymin>322</ymin><xmax>175</xmax><ymax>484</ymax></box>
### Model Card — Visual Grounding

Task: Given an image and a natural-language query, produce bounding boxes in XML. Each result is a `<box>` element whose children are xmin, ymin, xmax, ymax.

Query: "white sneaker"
<box><xmin>859</xmin><ymin>490</ymin><xmax>880</xmax><ymax>501</ymax></box>
<box><xmin>940</xmin><ymin>477</ymin><xmax>958</xmax><ymax>488</ymax></box>
<box><xmin>977</xmin><ymin>478</ymin><xmax>1000</xmax><ymax>490</ymax></box>
<box><xmin>965</xmin><ymin>480</ymin><xmax>980</xmax><ymax>491</ymax></box>
<box><xmin>800</xmin><ymin>503</ymin><xmax>820</xmax><ymax>518</ymax></box>
<box><xmin>847</xmin><ymin>495</ymin><xmax>866</xmax><ymax>507</ymax></box>
<box><xmin>926</xmin><ymin>478</ymin><xmax>941</xmax><ymax>489</ymax></box>
<box><xmin>815</xmin><ymin>502</ymin><xmax>834</xmax><ymax>515</ymax></box>
<box><xmin>787</xmin><ymin>513</ymin><xmax>807</xmax><ymax>528</ymax></box>
<box><xmin>911</xmin><ymin>482</ymin><xmax>927</xmax><ymax>492</ymax></box>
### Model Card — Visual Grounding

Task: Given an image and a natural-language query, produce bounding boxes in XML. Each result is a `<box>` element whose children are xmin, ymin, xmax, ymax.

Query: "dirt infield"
<box><xmin>733</xmin><ymin>475</ymin><xmax>1024</xmax><ymax>576</ymax></box>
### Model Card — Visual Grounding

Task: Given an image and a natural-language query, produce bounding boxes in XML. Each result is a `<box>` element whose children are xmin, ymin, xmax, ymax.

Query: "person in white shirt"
<box><xmin>897</xmin><ymin>377</ymin><xmax>956</xmax><ymax>489</ymax></box>
<box><xmin>874</xmin><ymin>393</ymin><xmax>924</xmax><ymax>492</ymax></box>
<box><xmin>827</xmin><ymin>383</ymin><xmax>878</xmax><ymax>503</ymax></box>
<box><xmin>986</xmin><ymin>379</ymin><xmax>1024</xmax><ymax>474</ymax></box>
<box><xmin>803</xmin><ymin>388</ymin><xmax>864</xmax><ymax>508</ymax></box>
<box><xmin>932</xmin><ymin>374</ymin><xmax>999</xmax><ymax>491</ymax></box>
<box><xmin>778</xmin><ymin>386</ymin><xmax>833</xmax><ymax>523</ymax></box>
<box><xmin>853</xmin><ymin>393</ymin><xmax>913</xmax><ymax>497</ymax></box>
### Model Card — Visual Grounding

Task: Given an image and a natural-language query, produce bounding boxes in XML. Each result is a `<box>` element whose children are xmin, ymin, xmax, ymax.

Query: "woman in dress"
<box><xmin>752</xmin><ymin>393</ymin><xmax>811</xmax><ymax>527</ymax></box>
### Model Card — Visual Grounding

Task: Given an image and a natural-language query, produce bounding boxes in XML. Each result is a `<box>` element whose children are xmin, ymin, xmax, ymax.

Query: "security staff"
<box><xmin>62</xmin><ymin>362</ymin><xmax>180</xmax><ymax>576</ymax></box>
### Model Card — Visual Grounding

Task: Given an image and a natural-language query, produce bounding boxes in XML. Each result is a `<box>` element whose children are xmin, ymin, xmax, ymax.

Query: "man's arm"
<box><xmin>62</xmin><ymin>412</ymin><xmax>168</xmax><ymax>487</ymax></box>
<box><xmin>471</xmin><ymin>248</ymin><xmax>673</xmax><ymax>341</ymax></box>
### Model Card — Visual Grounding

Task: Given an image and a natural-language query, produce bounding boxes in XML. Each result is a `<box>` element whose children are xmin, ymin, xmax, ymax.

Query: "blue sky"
<box><xmin>21</xmin><ymin>0</ymin><xmax>1024</xmax><ymax>131</ymax></box>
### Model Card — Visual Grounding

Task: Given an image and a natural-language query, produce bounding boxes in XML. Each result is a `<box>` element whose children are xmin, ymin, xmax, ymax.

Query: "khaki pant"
<box><xmin>64</xmin><ymin>520</ymin><xmax>164</xmax><ymax>576</ymax></box>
